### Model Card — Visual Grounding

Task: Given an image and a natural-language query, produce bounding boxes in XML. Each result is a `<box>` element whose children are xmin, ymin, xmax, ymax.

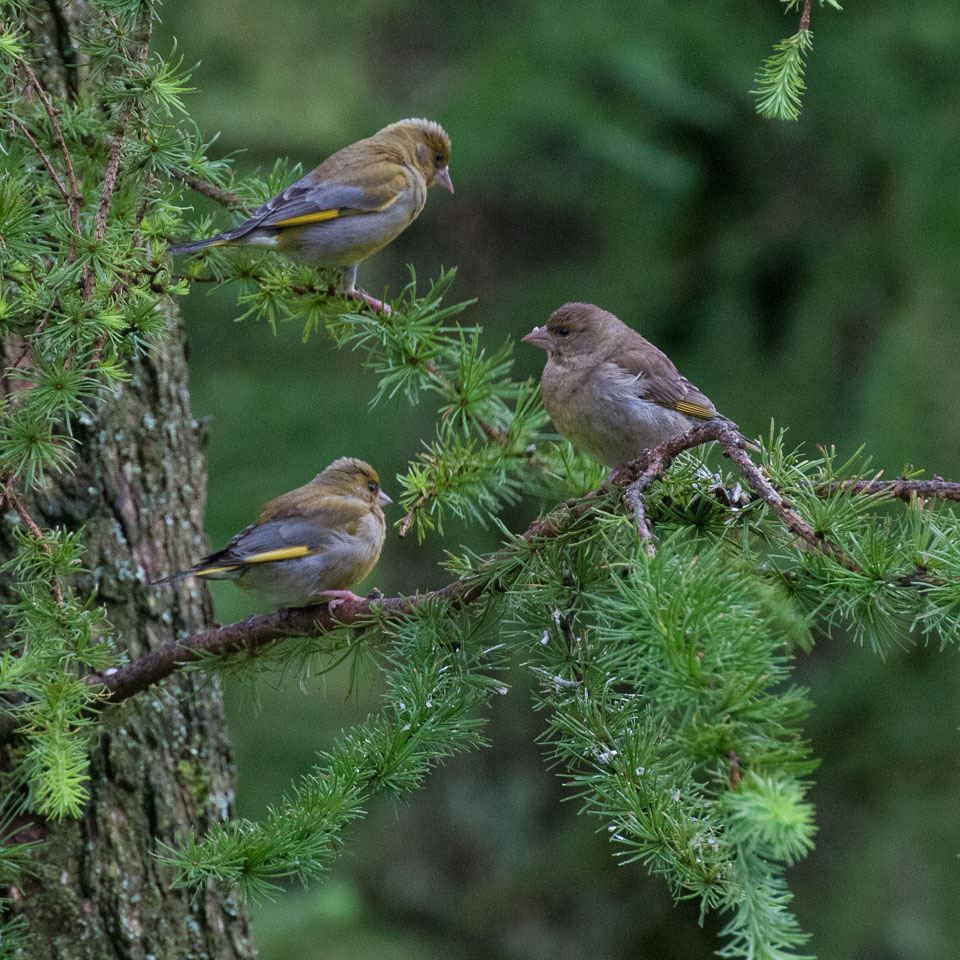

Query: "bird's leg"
<box><xmin>338</xmin><ymin>264</ymin><xmax>392</xmax><ymax>316</ymax></box>
<box><xmin>338</xmin><ymin>264</ymin><xmax>359</xmax><ymax>296</ymax></box>
<box><xmin>320</xmin><ymin>589</ymin><xmax>364</xmax><ymax>613</ymax></box>
<box><xmin>353</xmin><ymin>289</ymin><xmax>392</xmax><ymax>317</ymax></box>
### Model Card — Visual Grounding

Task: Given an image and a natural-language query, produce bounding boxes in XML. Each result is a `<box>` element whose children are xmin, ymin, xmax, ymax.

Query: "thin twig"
<box><xmin>91</xmin><ymin>98</ymin><xmax>134</xmax><ymax>247</ymax></box>
<box><xmin>728</xmin><ymin>751</ymin><xmax>741</xmax><ymax>790</ymax></box>
<box><xmin>1</xmin><ymin>482</ymin><xmax>64</xmax><ymax>607</ymax></box>
<box><xmin>799</xmin><ymin>0</ymin><xmax>812</xmax><ymax>33</ymax></box>
<box><xmin>170</xmin><ymin>273</ymin><xmax>221</xmax><ymax>284</ymax></box>
<box><xmin>169</xmin><ymin>168</ymin><xmax>244</xmax><ymax>209</ymax></box>
<box><xmin>83</xmin><ymin>16</ymin><xmax>153</xmax><ymax>299</ymax></box>
<box><xmin>392</xmin><ymin>361</ymin><xmax>548</xmax><ymax>534</ymax></box>
<box><xmin>18</xmin><ymin>61</ymin><xmax>82</xmax><ymax>229</ymax></box>
<box><xmin>423</xmin><ymin>361</ymin><xmax>505</xmax><ymax>442</ymax></box>
<box><xmin>815</xmin><ymin>477</ymin><xmax>960</xmax><ymax>503</ymax></box>
<box><xmin>8</xmin><ymin>315</ymin><xmax>50</xmax><ymax>372</ymax></box>
<box><xmin>399</xmin><ymin>492</ymin><xmax>431</xmax><ymax>538</ymax></box>
<box><xmin>83</xmin><ymin>333</ymin><xmax>108</xmax><ymax>373</ymax></box>
<box><xmin>12</xmin><ymin>119</ymin><xmax>70</xmax><ymax>203</ymax></box>
<box><xmin>616</xmin><ymin>419</ymin><xmax>861</xmax><ymax>571</ymax></box>
<box><xmin>715</xmin><ymin>425</ymin><xmax>860</xmax><ymax>570</ymax></box>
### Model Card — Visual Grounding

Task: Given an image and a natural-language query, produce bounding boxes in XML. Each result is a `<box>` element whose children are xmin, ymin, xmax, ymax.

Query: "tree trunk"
<box><xmin>0</xmin><ymin>4</ymin><xmax>256</xmax><ymax>957</ymax></box>
<box><xmin>2</xmin><ymin>331</ymin><xmax>256</xmax><ymax>959</ymax></box>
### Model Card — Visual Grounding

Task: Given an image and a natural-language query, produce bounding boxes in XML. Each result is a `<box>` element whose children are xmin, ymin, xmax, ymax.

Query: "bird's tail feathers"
<box><xmin>151</xmin><ymin>557</ymin><xmax>240</xmax><ymax>585</ymax></box>
<box><xmin>167</xmin><ymin>234</ymin><xmax>231</xmax><ymax>256</ymax></box>
<box><xmin>151</xmin><ymin>569</ymin><xmax>190</xmax><ymax>586</ymax></box>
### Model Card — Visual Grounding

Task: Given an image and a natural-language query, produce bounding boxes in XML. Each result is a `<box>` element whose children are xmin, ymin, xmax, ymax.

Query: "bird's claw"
<box><xmin>321</xmin><ymin>589</ymin><xmax>364</xmax><ymax>613</ymax></box>
<box><xmin>352</xmin><ymin>290</ymin><xmax>392</xmax><ymax>317</ymax></box>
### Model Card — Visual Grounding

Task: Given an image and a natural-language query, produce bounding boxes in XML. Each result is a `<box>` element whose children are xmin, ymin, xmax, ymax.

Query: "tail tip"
<box><xmin>150</xmin><ymin>571</ymin><xmax>186</xmax><ymax>586</ymax></box>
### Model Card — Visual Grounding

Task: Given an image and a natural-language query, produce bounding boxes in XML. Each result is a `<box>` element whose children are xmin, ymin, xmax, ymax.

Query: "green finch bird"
<box><xmin>155</xmin><ymin>458</ymin><xmax>391</xmax><ymax>609</ymax></box>
<box><xmin>168</xmin><ymin>118</ymin><xmax>453</xmax><ymax>314</ymax></box>
<box><xmin>523</xmin><ymin>302</ymin><xmax>720</xmax><ymax>469</ymax></box>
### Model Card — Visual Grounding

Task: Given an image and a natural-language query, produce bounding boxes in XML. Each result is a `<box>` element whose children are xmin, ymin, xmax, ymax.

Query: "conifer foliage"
<box><xmin>1</xmin><ymin>1</ymin><xmax>957</xmax><ymax>959</ymax></box>
<box><xmin>753</xmin><ymin>0</ymin><xmax>842</xmax><ymax>120</ymax></box>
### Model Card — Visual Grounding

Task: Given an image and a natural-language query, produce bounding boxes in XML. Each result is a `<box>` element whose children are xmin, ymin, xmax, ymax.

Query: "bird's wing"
<box><xmin>608</xmin><ymin>343</ymin><xmax>717</xmax><ymax>420</ymax></box>
<box><xmin>640</xmin><ymin>374</ymin><xmax>716</xmax><ymax>420</ymax></box>
<box><xmin>229</xmin><ymin>169</ymin><xmax>411</xmax><ymax>237</ymax></box>
<box><xmin>188</xmin><ymin>516</ymin><xmax>345</xmax><ymax>576</ymax></box>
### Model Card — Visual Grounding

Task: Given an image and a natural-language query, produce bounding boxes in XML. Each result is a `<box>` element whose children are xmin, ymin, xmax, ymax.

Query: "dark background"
<box><xmin>156</xmin><ymin>1</ymin><xmax>960</xmax><ymax>957</ymax></box>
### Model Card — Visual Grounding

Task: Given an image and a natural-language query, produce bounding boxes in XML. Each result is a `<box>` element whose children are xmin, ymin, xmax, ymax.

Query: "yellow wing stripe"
<box><xmin>191</xmin><ymin>545</ymin><xmax>312</xmax><ymax>578</ymax></box>
<box><xmin>240</xmin><ymin>545</ymin><xmax>313</xmax><ymax>564</ymax></box>
<box><xmin>269</xmin><ymin>209</ymin><xmax>340</xmax><ymax>227</ymax></box>
<box><xmin>675</xmin><ymin>400</ymin><xmax>714</xmax><ymax>420</ymax></box>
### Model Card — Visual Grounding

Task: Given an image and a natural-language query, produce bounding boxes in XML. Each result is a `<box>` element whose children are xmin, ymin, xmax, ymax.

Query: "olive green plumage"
<box><xmin>169</xmin><ymin>118</ymin><xmax>453</xmax><ymax>311</ymax></box>
<box><xmin>156</xmin><ymin>458</ymin><xmax>391</xmax><ymax>608</ymax></box>
<box><xmin>523</xmin><ymin>302</ymin><xmax>720</xmax><ymax>469</ymax></box>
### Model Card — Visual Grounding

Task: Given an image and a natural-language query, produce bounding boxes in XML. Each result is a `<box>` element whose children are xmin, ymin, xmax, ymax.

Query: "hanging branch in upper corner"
<box><xmin>753</xmin><ymin>0</ymin><xmax>841</xmax><ymax>121</ymax></box>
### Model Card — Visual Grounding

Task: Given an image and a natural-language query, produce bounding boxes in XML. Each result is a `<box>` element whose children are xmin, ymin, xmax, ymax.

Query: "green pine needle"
<box><xmin>753</xmin><ymin>30</ymin><xmax>813</xmax><ymax>121</ymax></box>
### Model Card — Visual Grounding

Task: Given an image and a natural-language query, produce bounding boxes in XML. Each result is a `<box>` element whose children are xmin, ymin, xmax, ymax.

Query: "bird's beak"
<box><xmin>378</xmin><ymin>490</ymin><xmax>393</xmax><ymax>507</ymax></box>
<box><xmin>521</xmin><ymin>325</ymin><xmax>554</xmax><ymax>351</ymax></box>
<box><xmin>434</xmin><ymin>167</ymin><xmax>454</xmax><ymax>194</ymax></box>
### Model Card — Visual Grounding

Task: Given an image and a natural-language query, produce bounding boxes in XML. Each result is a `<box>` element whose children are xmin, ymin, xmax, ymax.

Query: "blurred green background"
<box><xmin>156</xmin><ymin>1</ymin><xmax>960</xmax><ymax>957</ymax></box>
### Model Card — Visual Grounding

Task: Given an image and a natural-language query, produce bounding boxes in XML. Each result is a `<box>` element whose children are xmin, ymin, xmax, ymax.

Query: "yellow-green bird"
<box><xmin>523</xmin><ymin>302</ymin><xmax>720</xmax><ymax>469</ymax></box>
<box><xmin>168</xmin><ymin>118</ymin><xmax>453</xmax><ymax>314</ymax></box>
<box><xmin>155</xmin><ymin>458</ymin><xmax>391</xmax><ymax>608</ymax></box>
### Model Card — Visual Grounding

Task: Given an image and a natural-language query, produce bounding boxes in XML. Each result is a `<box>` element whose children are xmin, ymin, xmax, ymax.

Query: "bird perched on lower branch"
<box><xmin>154</xmin><ymin>458</ymin><xmax>391</xmax><ymax>609</ymax></box>
<box><xmin>523</xmin><ymin>302</ymin><xmax>724</xmax><ymax>469</ymax></box>
<box><xmin>168</xmin><ymin>118</ymin><xmax>453</xmax><ymax>314</ymax></box>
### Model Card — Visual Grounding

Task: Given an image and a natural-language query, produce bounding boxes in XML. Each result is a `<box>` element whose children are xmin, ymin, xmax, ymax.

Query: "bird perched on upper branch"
<box><xmin>154</xmin><ymin>458</ymin><xmax>391</xmax><ymax>609</ymax></box>
<box><xmin>168</xmin><ymin>118</ymin><xmax>453</xmax><ymax>314</ymax></box>
<box><xmin>523</xmin><ymin>302</ymin><xmax>721</xmax><ymax>469</ymax></box>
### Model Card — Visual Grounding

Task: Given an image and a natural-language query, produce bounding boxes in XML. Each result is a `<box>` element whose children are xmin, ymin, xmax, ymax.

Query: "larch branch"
<box><xmin>815</xmin><ymin>477</ymin><xmax>960</xmax><ymax>503</ymax></box>
<box><xmin>3</xmin><ymin>421</ymin><xmax>960</xmax><ymax>742</ymax></box>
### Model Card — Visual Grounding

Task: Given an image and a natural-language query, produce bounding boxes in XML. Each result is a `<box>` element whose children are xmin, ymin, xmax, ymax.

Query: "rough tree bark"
<box><xmin>0</xmin><ymin>3</ymin><xmax>256</xmax><ymax>957</ymax></box>
<box><xmin>1</xmin><ymin>331</ymin><xmax>256</xmax><ymax>960</ymax></box>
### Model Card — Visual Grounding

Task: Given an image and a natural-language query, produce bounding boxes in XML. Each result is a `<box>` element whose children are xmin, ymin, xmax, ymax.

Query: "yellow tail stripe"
<box><xmin>270</xmin><ymin>209</ymin><xmax>340</xmax><ymax>227</ymax></box>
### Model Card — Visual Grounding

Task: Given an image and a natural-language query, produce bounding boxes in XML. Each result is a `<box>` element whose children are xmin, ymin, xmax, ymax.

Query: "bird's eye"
<box><xmin>434</xmin><ymin>152</ymin><xmax>444</xmax><ymax>166</ymax></box>
<box><xmin>368</xmin><ymin>481</ymin><xmax>378</xmax><ymax>493</ymax></box>
<box><xmin>556</xmin><ymin>327</ymin><xmax>570</xmax><ymax>337</ymax></box>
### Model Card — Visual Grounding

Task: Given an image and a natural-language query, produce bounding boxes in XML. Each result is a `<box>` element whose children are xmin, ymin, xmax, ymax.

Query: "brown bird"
<box><xmin>523</xmin><ymin>302</ymin><xmax>719</xmax><ymax>469</ymax></box>
<box><xmin>154</xmin><ymin>458</ymin><xmax>390</xmax><ymax>609</ymax></box>
<box><xmin>168</xmin><ymin>118</ymin><xmax>453</xmax><ymax>314</ymax></box>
